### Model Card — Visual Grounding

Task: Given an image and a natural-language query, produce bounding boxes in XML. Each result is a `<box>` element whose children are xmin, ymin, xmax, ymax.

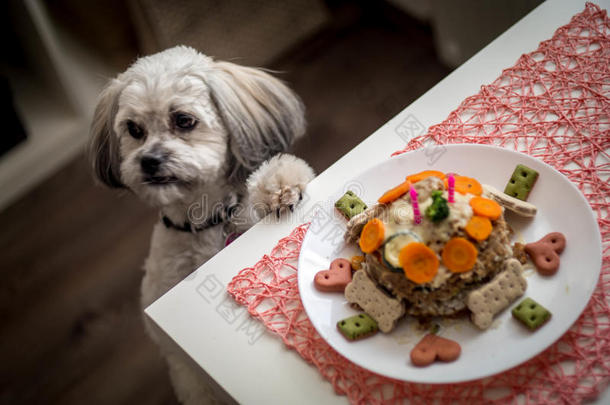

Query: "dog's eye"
<box><xmin>126</xmin><ymin>121</ymin><xmax>145</xmax><ymax>139</ymax></box>
<box><xmin>174</xmin><ymin>113</ymin><xmax>197</xmax><ymax>130</ymax></box>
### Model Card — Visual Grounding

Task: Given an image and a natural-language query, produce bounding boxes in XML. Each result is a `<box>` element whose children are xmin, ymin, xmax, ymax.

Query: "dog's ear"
<box><xmin>206</xmin><ymin>61</ymin><xmax>305</xmax><ymax>180</ymax></box>
<box><xmin>89</xmin><ymin>78</ymin><xmax>125</xmax><ymax>188</ymax></box>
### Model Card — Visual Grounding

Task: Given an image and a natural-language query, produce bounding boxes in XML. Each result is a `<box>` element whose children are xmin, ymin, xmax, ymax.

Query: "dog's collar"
<box><xmin>161</xmin><ymin>202</ymin><xmax>238</xmax><ymax>234</ymax></box>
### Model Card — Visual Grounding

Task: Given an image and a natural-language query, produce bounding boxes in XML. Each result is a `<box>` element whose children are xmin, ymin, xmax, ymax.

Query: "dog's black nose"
<box><xmin>141</xmin><ymin>155</ymin><xmax>162</xmax><ymax>175</ymax></box>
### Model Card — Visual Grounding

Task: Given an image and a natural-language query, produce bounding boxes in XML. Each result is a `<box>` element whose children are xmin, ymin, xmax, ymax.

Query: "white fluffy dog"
<box><xmin>89</xmin><ymin>46</ymin><xmax>314</xmax><ymax>404</ymax></box>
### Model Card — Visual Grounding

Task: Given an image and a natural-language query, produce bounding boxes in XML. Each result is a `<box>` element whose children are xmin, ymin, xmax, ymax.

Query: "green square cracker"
<box><xmin>512</xmin><ymin>297</ymin><xmax>551</xmax><ymax>330</ymax></box>
<box><xmin>337</xmin><ymin>313</ymin><xmax>379</xmax><ymax>341</ymax></box>
<box><xmin>504</xmin><ymin>164</ymin><xmax>539</xmax><ymax>201</ymax></box>
<box><xmin>335</xmin><ymin>190</ymin><xmax>367</xmax><ymax>219</ymax></box>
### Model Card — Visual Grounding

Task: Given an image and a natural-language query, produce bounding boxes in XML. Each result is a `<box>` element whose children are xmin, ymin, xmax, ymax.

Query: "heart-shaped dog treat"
<box><xmin>525</xmin><ymin>243</ymin><xmax>560</xmax><ymax>275</ymax></box>
<box><xmin>314</xmin><ymin>258</ymin><xmax>352</xmax><ymax>292</ymax></box>
<box><xmin>410</xmin><ymin>334</ymin><xmax>461</xmax><ymax>367</ymax></box>
<box><xmin>538</xmin><ymin>232</ymin><xmax>566</xmax><ymax>254</ymax></box>
<box><xmin>525</xmin><ymin>232</ymin><xmax>566</xmax><ymax>276</ymax></box>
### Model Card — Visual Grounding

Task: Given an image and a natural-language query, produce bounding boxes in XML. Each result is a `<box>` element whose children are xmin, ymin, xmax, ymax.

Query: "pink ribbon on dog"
<box><xmin>225</xmin><ymin>232</ymin><xmax>242</xmax><ymax>247</ymax></box>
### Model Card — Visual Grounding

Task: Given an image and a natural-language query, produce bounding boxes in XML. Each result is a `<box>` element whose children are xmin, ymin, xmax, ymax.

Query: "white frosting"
<box><xmin>382</xmin><ymin>190</ymin><xmax>475</xmax><ymax>287</ymax></box>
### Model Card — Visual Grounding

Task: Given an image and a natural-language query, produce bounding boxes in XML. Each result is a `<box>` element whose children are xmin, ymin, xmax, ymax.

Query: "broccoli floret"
<box><xmin>425</xmin><ymin>190</ymin><xmax>449</xmax><ymax>223</ymax></box>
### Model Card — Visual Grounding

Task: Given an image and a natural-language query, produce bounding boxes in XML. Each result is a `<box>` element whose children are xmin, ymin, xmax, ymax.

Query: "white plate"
<box><xmin>297</xmin><ymin>144</ymin><xmax>602</xmax><ymax>383</ymax></box>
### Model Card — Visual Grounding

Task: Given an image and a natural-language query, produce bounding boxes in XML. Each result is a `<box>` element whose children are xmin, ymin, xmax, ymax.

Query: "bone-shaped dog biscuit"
<box><xmin>345</xmin><ymin>269</ymin><xmax>405</xmax><ymax>333</ymax></box>
<box><xmin>344</xmin><ymin>204</ymin><xmax>387</xmax><ymax>243</ymax></box>
<box><xmin>483</xmin><ymin>184</ymin><xmax>537</xmax><ymax>217</ymax></box>
<box><xmin>466</xmin><ymin>259</ymin><xmax>527</xmax><ymax>329</ymax></box>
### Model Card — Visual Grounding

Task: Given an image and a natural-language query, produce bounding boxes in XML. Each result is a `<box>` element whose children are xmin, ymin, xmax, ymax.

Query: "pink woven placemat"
<box><xmin>228</xmin><ymin>3</ymin><xmax>610</xmax><ymax>403</ymax></box>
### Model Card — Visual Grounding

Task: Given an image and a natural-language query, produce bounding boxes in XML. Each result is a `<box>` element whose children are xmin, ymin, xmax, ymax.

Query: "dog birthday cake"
<box><xmin>314</xmin><ymin>168</ymin><xmax>564</xmax><ymax>366</ymax></box>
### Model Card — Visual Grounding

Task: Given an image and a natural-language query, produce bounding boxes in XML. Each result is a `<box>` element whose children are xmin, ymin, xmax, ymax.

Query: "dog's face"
<box><xmin>89</xmin><ymin>46</ymin><xmax>305</xmax><ymax>207</ymax></box>
<box><xmin>114</xmin><ymin>74</ymin><xmax>228</xmax><ymax>206</ymax></box>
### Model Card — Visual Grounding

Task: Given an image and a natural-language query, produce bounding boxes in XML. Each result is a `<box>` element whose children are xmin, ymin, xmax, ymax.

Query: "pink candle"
<box><xmin>410</xmin><ymin>186</ymin><xmax>421</xmax><ymax>225</ymax></box>
<box><xmin>448</xmin><ymin>173</ymin><xmax>455</xmax><ymax>203</ymax></box>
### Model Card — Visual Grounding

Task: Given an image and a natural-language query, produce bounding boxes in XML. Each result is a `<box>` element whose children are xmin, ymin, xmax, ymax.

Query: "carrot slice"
<box><xmin>444</xmin><ymin>176</ymin><xmax>482</xmax><ymax>196</ymax></box>
<box><xmin>442</xmin><ymin>237</ymin><xmax>478</xmax><ymax>273</ymax></box>
<box><xmin>378</xmin><ymin>180</ymin><xmax>411</xmax><ymax>204</ymax></box>
<box><xmin>464</xmin><ymin>215</ymin><xmax>493</xmax><ymax>241</ymax></box>
<box><xmin>359</xmin><ymin>218</ymin><xmax>385</xmax><ymax>253</ymax></box>
<box><xmin>406</xmin><ymin>170</ymin><xmax>445</xmax><ymax>183</ymax></box>
<box><xmin>469</xmin><ymin>197</ymin><xmax>502</xmax><ymax>220</ymax></box>
<box><xmin>399</xmin><ymin>242</ymin><xmax>439</xmax><ymax>284</ymax></box>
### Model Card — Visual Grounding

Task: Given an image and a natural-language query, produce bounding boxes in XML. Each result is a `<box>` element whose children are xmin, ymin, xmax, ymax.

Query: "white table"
<box><xmin>146</xmin><ymin>0</ymin><xmax>610</xmax><ymax>403</ymax></box>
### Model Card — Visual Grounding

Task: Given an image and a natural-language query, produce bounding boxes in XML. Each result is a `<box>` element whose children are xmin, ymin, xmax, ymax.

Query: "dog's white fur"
<box><xmin>89</xmin><ymin>46</ymin><xmax>314</xmax><ymax>404</ymax></box>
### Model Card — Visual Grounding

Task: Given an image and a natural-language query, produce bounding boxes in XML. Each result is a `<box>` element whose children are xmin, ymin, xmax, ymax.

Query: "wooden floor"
<box><xmin>0</xmin><ymin>4</ymin><xmax>450</xmax><ymax>404</ymax></box>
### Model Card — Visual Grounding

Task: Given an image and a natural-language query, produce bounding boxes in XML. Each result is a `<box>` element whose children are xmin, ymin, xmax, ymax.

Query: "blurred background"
<box><xmin>1</xmin><ymin>0</ymin><xmax>541</xmax><ymax>403</ymax></box>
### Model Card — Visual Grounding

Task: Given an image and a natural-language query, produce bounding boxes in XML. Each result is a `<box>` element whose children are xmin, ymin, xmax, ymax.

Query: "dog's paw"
<box><xmin>247</xmin><ymin>154</ymin><xmax>315</xmax><ymax>218</ymax></box>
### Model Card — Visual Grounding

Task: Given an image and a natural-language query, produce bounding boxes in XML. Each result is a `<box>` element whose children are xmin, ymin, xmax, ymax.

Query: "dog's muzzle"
<box><xmin>141</xmin><ymin>154</ymin><xmax>163</xmax><ymax>175</ymax></box>
<box><xmin>141</xmin><ymin>153</ymin><xmax>179</xmax><ymax>185</ymax></box>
